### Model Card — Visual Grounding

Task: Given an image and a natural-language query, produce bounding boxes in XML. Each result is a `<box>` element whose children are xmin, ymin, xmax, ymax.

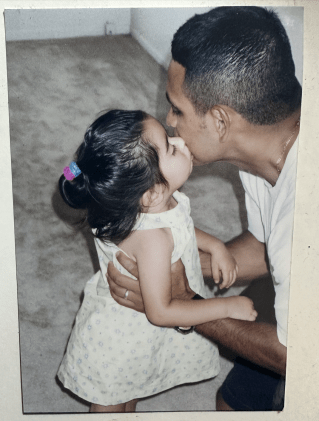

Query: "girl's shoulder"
<box><xmin>120</xmin><ymin>226</ymin><xmax>174</xmax><ymax>262</ymax></box>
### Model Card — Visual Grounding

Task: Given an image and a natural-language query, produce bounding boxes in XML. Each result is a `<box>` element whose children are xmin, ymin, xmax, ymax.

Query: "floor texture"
<box><xmin>6</xmin><ymin>35</ymin><xmax>248</xmax><ymax>413</ymax></box>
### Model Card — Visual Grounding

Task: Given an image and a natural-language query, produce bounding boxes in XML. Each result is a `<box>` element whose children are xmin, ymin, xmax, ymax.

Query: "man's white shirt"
<box><xmin>239</xmin><ymin>137</ymin><xmax>299</xmax><ymax>347</ymax></box>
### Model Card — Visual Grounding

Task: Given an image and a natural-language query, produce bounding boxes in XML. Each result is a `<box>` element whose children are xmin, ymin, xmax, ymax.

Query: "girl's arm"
<box><xmin>132</xmin><ymin>228</ymin><xmax>256</xmax><ymax>327</ymax></box>
<box><xmin>195</xmin><ymin>227</ymin><xmax>238</xmax><ymax>288</ymax></box>
<box><xmin>195</xmin><ymin>227</ymin><xmax>224</xmax><ymax>253</ymax></box>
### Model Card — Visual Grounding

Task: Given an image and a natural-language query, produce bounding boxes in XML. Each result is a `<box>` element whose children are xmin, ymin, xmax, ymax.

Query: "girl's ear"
<box><xmin>141</xmin><ymin>185</ymin><xmax>165</xmax><ymax>208</ymax></box>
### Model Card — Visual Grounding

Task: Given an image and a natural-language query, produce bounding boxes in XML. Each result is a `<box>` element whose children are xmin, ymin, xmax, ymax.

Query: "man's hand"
<box><xmin>107</xmin><ymin>253</ymin><xmax>144</xmax><ymax>312</ymax></box>
<box><xmin>107</xmin><ymin>252</ymin><xmax>194</xmax><ymax>312</ymax></box>
<box><xmin>170</xmin><ymin>258</ymin><xmax>195</xmax><ymax>300</ymax></box>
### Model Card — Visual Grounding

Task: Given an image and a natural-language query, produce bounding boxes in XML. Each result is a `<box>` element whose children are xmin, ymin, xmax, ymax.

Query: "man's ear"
<box><xmin>141</xmin><ymin>185</ymin><xmax>165</xmax><ymax>209</ymax></box>
<box><xmin>209</xmin><ymin>106</ymin><xmax>231</xmax><ymax>142</ymax></box>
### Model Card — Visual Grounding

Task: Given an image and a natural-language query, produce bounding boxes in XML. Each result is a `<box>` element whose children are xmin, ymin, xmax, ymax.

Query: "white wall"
<box><xmin>274</xmin><ymin>7</ymin><xmax>303</xmax><ymax>84</ymax></box>
<box><xmin>4</xmin><ymin>9</ymin><xmax>131</xmax><ymax>41</ymax></box>
<box><xmin>131</xmin><ymin>7</ymin><xmax>303</xmax><ymax>84</ymax></box>
<box><xmin>130</xmin><ymin>8</ymin><xmax>211</xmax><ymax>69</ymax></box>
<box><xmin>5</xmin><ymin>7</ymin><xmax>303</xmax><ymax>84</ymax></box>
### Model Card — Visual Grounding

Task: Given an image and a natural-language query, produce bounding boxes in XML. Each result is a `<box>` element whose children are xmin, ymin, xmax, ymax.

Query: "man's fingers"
<box><xmin>106</xmin><ymin>271</ymin><xmax>127</xmax><ymax>298</ymax></box>
<box><xmin>107</xmin><ymin>262</ymin><xmax>141</xmax><ymax>295</ymax></box>
<box><xmin>170</xmin><ymin>258</ymin><xmax>194</xmax><ymax>300</ymax></box>
<box><xmin>109</xmin><ymin>288</ymin><xmax>144</xmax><ymax>313</ymax></box>
<box><xmin>116</xmin><ymin>251</ymin><xmax>139</xmax><ymax>278</ymax></box>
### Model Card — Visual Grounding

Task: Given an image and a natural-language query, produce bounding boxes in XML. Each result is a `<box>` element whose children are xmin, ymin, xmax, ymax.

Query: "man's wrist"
<box><xmin>194</xmin><ymin>316</ymin><xmax>223</xmax><ymax>336</ymax></box>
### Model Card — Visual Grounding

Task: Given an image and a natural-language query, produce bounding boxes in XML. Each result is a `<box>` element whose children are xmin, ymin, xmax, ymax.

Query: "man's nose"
<box><xmin>166</xmin><ymin>107</ymin><xmax>177</xmax><ymax>128</ymax></box>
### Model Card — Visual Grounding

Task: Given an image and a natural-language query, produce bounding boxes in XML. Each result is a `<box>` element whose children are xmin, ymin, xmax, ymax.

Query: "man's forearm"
<box><xmin>195</xmin><ymin>318</ymin><xmax>286</xmax><ymax>376</ymax></box>
<box><xmin>200</xmin><ymin>230</ymin><xmax>269</xmax><ymax>282</ymax></box>
<box><xmin>227</xmin><ymin>230</ymin><xmax>269</xmax><ymax>282</ymax></box>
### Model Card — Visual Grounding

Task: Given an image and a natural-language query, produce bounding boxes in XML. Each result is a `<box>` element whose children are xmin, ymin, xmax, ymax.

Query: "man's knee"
<box><xmin>216</xmin><ymin>389</ymin><xmax>233</xmax><ymax>411</ymax></box>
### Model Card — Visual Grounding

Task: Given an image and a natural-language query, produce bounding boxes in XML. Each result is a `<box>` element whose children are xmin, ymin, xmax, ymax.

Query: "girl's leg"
<box><xmin>90</xmin><ymin>398</ymin><xmax>139</xmax><ymax>413</ymax></box>
<box><xmin>125</xmin><ymin>398</ymin><xmax>139</xmax><ymax>412</ymax></box>
<box><xmin>90</xmin><ymin>403</ymin><xmax>125</xmax><ymax>413</ymax></box>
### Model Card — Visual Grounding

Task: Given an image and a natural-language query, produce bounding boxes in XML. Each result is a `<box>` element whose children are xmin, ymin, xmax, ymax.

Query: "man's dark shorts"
<box><xmin>220</xmin><ymin>357</ymin><xmax>284</xmax><ymax>410</ymax></box>
<box><xmin>219</xmin><ymin>276</ymin><xmax>285</xmax><ymax>411</ymax></box>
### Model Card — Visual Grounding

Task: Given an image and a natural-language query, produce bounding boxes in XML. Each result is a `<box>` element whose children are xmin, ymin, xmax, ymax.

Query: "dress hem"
<box><xmin>58</xmin><ymin>366</ymin><xmax>220</xmax><ymax>407</ymax></box>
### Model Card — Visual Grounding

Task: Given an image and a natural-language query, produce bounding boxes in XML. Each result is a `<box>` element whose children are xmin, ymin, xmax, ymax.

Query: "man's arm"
<box><xmin>197</xmin><ymin>230</ymin><xmax>286</xmax><ymax>376</ymax></box>
<box><xmin>195</xmin><ymin>318</ymin><xmax>286</xmax><ymax>376</ymax></box>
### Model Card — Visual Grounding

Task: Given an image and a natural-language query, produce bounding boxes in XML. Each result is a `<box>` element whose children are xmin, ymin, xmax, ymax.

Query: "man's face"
<box><xmin>166</xmin><ymin>60</ymin><xmax>219</xmax><ymax>166</ymax></box>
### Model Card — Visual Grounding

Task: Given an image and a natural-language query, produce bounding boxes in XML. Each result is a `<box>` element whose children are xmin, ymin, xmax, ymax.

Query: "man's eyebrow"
<box><xmin>166</xmin><ymin>92</ymin><xmax>173</xmax><ymax>106</ymax></box>
<box><xmin>166</xmin><ymin>92</ymin><xmax>181</xmax><ymax>114</ymax></box>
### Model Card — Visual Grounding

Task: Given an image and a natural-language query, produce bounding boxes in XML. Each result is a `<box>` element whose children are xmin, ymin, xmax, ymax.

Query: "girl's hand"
<box><xmin>210</xmin><ymin>243</ymin><xmax>238</xmax><ymax>289</ymax></box>
<box><xmin>225</xmin><ymin>296</ymin><xmax>258</xmax><ymax>321</ymax></box>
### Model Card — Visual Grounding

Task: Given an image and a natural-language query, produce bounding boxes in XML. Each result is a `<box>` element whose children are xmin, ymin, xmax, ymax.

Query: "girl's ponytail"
<box><xmin>59</xmin><ymin>172</ymin><xmax>89</xmax><ymax>210</ymax></box>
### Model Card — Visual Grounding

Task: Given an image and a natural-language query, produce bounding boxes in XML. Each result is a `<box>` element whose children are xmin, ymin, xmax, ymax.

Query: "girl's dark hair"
<box><xmin>172</xmin><ymin>6</ymin><xmax>302</xmax><ymax>125</ymax></box>
<box><xmin>59</xmin><ymin>110</ymin><xmax>168</xmax><ymax>244</ymax></box>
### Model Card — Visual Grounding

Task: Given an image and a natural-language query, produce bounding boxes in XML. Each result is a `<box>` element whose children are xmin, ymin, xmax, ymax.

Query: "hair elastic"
<box><xmin>63</xmin><ymin>161</ymin><xmax>82</xmax><ymax>181</ymax></box>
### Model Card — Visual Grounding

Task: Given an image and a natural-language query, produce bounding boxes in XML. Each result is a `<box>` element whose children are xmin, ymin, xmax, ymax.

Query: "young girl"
<box><xmin>57</xmin><ymin>110</ymin><xmax>257</xmax><ymax>413</ymax></box>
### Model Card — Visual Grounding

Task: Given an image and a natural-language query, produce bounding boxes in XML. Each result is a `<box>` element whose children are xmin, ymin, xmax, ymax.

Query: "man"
<box><xmin>107</xmin><ymin>6</ymin><xmax>301</xmax><ymax>411</ymax></box>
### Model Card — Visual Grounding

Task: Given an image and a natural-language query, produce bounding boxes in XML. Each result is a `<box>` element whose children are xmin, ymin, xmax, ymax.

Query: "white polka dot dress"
<box><xmin>57</xmin><ymin>191</ymin><xmax>220</xmax><ymax>406</ymax></box>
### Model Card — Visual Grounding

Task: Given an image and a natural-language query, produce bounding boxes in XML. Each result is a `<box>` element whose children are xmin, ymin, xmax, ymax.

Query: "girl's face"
<box><xmin>144</xmin><ymin>117</ymin><xmax>193</xmax><ymax>194</ymax></box>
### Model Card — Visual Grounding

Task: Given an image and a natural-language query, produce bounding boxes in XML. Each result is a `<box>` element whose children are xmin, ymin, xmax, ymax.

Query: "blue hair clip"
<box><xmin>69</xmin><ymin>161</ymin><xmax>81</xmax><ymax>177</ymax></box>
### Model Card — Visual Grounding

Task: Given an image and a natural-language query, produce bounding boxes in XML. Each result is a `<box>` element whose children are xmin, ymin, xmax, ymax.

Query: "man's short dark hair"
<box><xmin>171</xmin><ymin>6</ymin><xmax>302</xmax><ymax>125</ymax></box>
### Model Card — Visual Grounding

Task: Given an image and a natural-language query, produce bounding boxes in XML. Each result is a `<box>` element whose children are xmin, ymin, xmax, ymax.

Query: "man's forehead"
<box><xmin>167</xmin><ymin>60</ymin><xmax>186</xmax><ymax>88</ymax></box>
<box><xmin>166</xmin><ymin>60</ymin><xmax>188</xmax><ymax>109</ymax></box>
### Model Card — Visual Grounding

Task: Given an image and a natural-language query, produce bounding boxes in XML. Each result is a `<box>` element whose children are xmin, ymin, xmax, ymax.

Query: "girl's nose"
<box><xmin>168</xmin><ymin>137</ymin><xmax>186</xmax><ymax>150</ymax></box>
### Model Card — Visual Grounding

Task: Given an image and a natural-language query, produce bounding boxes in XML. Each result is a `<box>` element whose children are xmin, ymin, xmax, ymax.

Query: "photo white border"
<box><xmin>1</xmin><ymin>1</ymin><xmax>318</xmax><ymax>420</ymax></box>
